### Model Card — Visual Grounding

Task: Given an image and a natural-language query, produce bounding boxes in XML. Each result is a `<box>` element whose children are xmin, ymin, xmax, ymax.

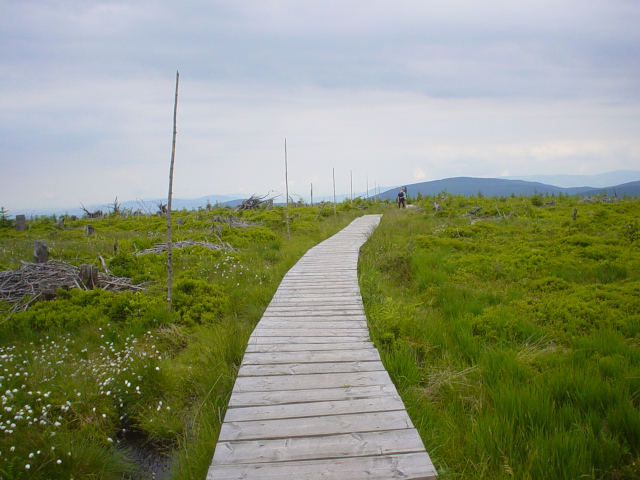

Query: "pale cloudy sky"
<box><xmin>1</xmin><ymin>0</ymin><xmax>639</xmax><ymax>210</ymax></box>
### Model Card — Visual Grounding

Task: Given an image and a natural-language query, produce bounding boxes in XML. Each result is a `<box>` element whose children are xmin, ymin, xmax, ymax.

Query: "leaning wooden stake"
<box><xmin>166</xmin><ymin>71</ymin><xmax>179</xmax><ymax>311</ymax></box>
<box><xmin>284</xmin><ymin>138</ymin><xmax>290</xmax><ymax>242</ymax></box>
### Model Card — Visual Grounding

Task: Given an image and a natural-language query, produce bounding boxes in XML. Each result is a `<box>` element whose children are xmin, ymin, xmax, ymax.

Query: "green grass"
<box><xmin>359</xmin><ymin>194</ymin><xmax>640</xmax><ymax>480</ymax></box>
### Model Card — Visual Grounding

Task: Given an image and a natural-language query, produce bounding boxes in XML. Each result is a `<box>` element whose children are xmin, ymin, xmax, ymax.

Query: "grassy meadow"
<box><xmin>0</xmin><ymin>201</ymin><xmax>373</xmax><ymax>480</ymax></box>
<box><xmin>1</xmin><ymin>192</ymin><xmax>639</xmax><ymax>480</ymax></box>
<box><xmin>359</xmin><ymin>193</ymin><xmax>640</xmax><ymax>479</ymax></box>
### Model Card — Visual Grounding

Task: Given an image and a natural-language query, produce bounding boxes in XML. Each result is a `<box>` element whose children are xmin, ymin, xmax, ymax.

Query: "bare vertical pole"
<box><xmin>350</xmin><ymin>170</ymin><xmax>353</xmax><ymax>205</ymax></box>
<box><xmin>332</xmin><ymin>167</ymin><xmax>337</xmax><ymax>217</ymax></box>
<box><xmin>166</xmin><ymin>71</ymin><xmax>179</xmax><ymax>311</ymax></box>
<box><xmin>285</xmin><ymin>138</ymin><xmax>290</xmax><ymax>242</ymax></box>
<box><xmin>311</xmin><ymin>183</ymin><xmax>313</xmax><ymax>206</ymax></box>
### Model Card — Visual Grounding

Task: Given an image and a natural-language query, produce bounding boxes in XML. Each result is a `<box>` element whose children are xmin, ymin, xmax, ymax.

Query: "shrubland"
<box><xmin>359</xmin><ymin>193</ymin><xmax>640</xmax><ymax>480</ymax></box>
<box><xmin>0</xmin><ymin>201</ymin><xmax>375</xmax><ymax>479</ymax></box>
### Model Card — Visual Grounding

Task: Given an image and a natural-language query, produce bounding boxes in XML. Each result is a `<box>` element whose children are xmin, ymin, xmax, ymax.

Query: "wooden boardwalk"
<box><xmin>207</xmin><ymin>215</ymin><xmax>437</xmax><ymax>480</ymax></box>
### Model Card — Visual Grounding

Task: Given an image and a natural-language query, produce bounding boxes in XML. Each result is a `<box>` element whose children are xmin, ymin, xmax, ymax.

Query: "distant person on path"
<box><xmin>397</xmin><ymin>188</ymin><xmax>406</xmax><ymax>208</ymax></box>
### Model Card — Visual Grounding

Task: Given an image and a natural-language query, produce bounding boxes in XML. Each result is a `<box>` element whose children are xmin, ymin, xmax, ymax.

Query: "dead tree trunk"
<box><xmin>15</xmin><ymin>215</ymin><xmax>26</xmax><ymax>232</ymax></box>
<box><xmin>79</xmin><ymin>265</ymin><xmax>99</xmax><ymax>289</ymax></box>
<box><xmin>166</xmin><ymin>71</ymin><xmax>179</xmax><ymax>311</ymax></box>
<box><xmin>33</xmin><ymin>241</ymin><xmax>49</xmax><ymax>263</ymax></box>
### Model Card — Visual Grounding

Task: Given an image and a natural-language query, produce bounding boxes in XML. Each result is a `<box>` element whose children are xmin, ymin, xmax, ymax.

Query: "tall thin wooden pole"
<box><xmin>350</xmin><ymin>170</ymin><xmax>353</xmax><ymax>205</ymax></box>
<box><xmin>333</xmin><ymin>167</ymin><xmax>337</xmax><ymax>217</ymax></box>
<box><xmin>310</xmin><ymin>183</ymin><xmax>313</xmax><ymax>206</ymax></box>
<box><xmin>285</xmin><ymin>139</ymin><xmax>290</xmax><ymax>242</ymax></box>
<box><xmin>166</xmin><ymin>71</ymin><xmax>179</xmax><ymax>311</ymax></box>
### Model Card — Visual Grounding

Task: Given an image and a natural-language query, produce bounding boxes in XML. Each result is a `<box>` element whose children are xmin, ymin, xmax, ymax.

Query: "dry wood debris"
<box><xmin>212</xmin><ymin>214</ymin><xmax>260</xmax><ymax>228</ymax></box>
<box><xmin>233</xmin><ymin>193</ymin><xmax>278</xmax><ymax>211</ymax></box>
<box><xmin>0</xmin><ymin>260</ymin><xmax>143</xmax><ymax>315</ymax></box>
<box><xmin>136</xmin><ymin>240</ymin><xmax>236</xmax><ymax>255</ymax></box>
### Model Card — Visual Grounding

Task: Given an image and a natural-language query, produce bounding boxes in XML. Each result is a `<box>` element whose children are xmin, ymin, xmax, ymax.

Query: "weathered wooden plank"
<box><xmin>244</xmin><ymin>341</ymin><xmax>374</xmax><ymax>353</ymax></box>
<box><xmin>228</xmin><ymin>384</ymin><xmax>400</xmax><ymax>408</ymax></box>
<box><xmin>245</xmin><ymin>335</ymin><xmax>371</xmax><ymax>345</ymax></box>
<box><xmin>259</xmin><ymin>312</ymin><xmax>367</xmax><ymax>320</ymax></box>
<box><xmin>223</xmin><ymin>395</ymin><xmax>406</xmax><ymax>422</ymax></box>
<box><xmin>238</xmin><ymin>360</ymin><xmax>384</xmax><ymax>376</ymax></box>
<box><xmin>212</xmin><ymin>429</ymin><xmax>426</xmax><ymax>465</ymax></box>
<box><xmin>219</xmin><ymin>409</ymin><xmax>416</xmax><ymax>441</ymax></box>
<box><xmin>254</xmin><ymin>321</ymin><xmax>367</xmax><ymax>330</ymax></box>
<box><xmin>232</xmin><ymin>370</ymin><xmax>392</xmax><ymax>393</ymax></box>
<box><xmin>258</xmin><ymin>314</ymin><xmax>368</xmax><ymax>322</ymax></box>
<box><xmin>208</xmin><ymin>452</ymin><xmax>437</xmax><ymax>480</ymax></box>
<box><xmin>241</xmin><ymin>350</ymin><xmax>381</xmax><ymax>365</ymax></box>
<box><xmin>250</xmin><ymin>327</ymin><xmax>368</xmax><ymax>336</ymax></box>
<box><xmin>250</xmin><ymin>328</ymin><xmax>368</xmax><ymax>337</ymax></box>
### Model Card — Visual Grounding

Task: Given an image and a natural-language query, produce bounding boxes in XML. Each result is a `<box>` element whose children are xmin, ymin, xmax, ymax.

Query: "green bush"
<box><xmin>172</xmin><ymin>278</ymin><xmax>230</xmax><ymax>325</ymax></box>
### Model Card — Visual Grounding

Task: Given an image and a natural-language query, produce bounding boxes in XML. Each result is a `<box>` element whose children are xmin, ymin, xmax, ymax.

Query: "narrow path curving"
<box><xmin>207</xmin><ymin>215</ymin><xmax>437</xmax><ymax>480</ymax></box>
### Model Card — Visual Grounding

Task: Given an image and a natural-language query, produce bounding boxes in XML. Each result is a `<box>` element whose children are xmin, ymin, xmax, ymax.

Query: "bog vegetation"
<box><xmin>359</xmin><ymin>193</ymin><xmax>640</xmax><ymax>480</ymax></box>
<box><xmin>1</xmin><ymin>192</ymin><xmax>639</xmax><ymax>479</ymax></box>
<box><xmin>0</xmin><ymin>200</ymin><xmax>371</xmax><ymax>479</ymax></box>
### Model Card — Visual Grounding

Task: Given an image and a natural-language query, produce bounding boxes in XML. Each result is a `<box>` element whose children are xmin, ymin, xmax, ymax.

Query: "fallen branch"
<box><xmin>136</xmin><ymin>240</ymin><xmax>236</xmax><ymax>255</ymax></box>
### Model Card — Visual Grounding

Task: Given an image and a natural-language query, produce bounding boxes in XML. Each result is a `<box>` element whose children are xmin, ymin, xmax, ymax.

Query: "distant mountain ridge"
<box><xmin>376</xmin><ymin>177</ymin><xmax>640</xmax><ymax>201</ymax></box>
<box><xmin>505</xmin><ymin>170</ymin><xmax>640</xmax><ymax>188</ymax></box>
<box><xmin>13</xmin><ymin>171</ymin><xmax>640</xmax><ymax>217</ymax></box>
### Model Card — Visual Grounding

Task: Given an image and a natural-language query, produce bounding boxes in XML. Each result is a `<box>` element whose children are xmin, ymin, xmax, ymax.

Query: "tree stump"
<box><xmin>79</xmin><ymin>265</ymin><xmax>99</xmax><ymax>289</ymax></box>
<box><xmin>572</xmin><ymin>208</ymin><xmax>578</xmax><ymax>221</ymax></box>
<box><xmin>33</xmin><ymin>241</ymin><xmax>49</xmax><ymax>263</ymax></box>
<box><xmin>84</xmin><ymin>224</ymin><xmax>95</xmax><ymax>235</ymax></box>
<box><xmin>15</xmin><ymin>215</ymin><xmax>26</xmax><ymax>232</ymax></box>
<box><xmin>37</xmin><ymin>281</ymin><xmax>62</xmax><ymax>300</ymax></box>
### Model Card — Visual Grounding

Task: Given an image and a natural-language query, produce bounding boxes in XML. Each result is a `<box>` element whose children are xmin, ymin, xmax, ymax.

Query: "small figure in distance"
<box><xmin>397</xmin><ymin>188</ymin><xmax>407</xmax><ymax>209</ymax></box>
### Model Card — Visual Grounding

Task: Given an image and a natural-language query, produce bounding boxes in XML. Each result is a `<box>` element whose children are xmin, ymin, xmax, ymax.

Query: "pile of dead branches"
<box><xmin>579</xmin><ymin>196</ymin><xmax>620</xmax><ymax>204</ymax></box>
<box><xmin>212</xmin><ymin>214</ymin><xmax>260</xmax><ymax>228</ymax></box>
<box><xmin>0</xmin><ymin>260</ymin><xmax>143</xmax><ymax>316</ymax></box>
<box><xmin>234</xmin><ymin>193</ymin><xmax>278</xmax><ymax>211</ymax></box>
<box><xmin>136</xmin><ymin>240</ymin><xmax>236</xmax><ymax>255</ymax></box>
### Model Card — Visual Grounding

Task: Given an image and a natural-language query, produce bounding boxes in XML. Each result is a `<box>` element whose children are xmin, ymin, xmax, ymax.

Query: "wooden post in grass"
<box><xmin>285</xmin><ymin>139</ymin><xmax>290</xmax><ymax>242</ymax></box>
<box><xmin>310</xmin><ymin>183</ymin><xmax>313</xmax><ymax>206</ymax></box>
<box><xmin>166</xmin><ymin>71</ymin><xmax>179</xmax><ymax>311</ymax></box>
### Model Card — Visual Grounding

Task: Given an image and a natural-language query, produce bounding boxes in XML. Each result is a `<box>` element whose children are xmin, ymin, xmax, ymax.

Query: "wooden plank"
<box><xmin>258</xmin><ymin>314</ymin><xmax>368</xmax><ymax>322</ymax></box>
<box><xmin>245</xmin><ymin>341</ymin><xmax>374</xmax><ymax>353</ymax></box>
<box><xmin>241</xmin><ymin>350</ymin><xmax>381</xmax><ymax>365</ymax></box>
<box><xmin>228</xmin><ymin>384</ymin><xmax>400</xmax><ymax>408</ymax></box>
<box><xmin>223</xmin><ymin>395</ymin><xmax>406</xmax><ymax>422</ymax></box>
<box><xmin>250</xmin><ymin>328</ymin><xmax>368</xmax><ymax>337</ymax></box>
<box><xmin>208</xmin><ymin>452</ymin><xmax>437</xmax><ymax>480</ymax></box>
<box><xmin>232</xmin><ymin>370</ymin><xmax>393</xmax><ymax>393</ymax></box>
<box><xmin>245</xmin><ymin>336</ymin><xmax>371</xmax><ymax>345</ymax></box>
<box><xmin>254</xmin><ymin>321</ymin><xmax>367</xmax><ymax>330</ymax></box>
<box><xmin>238</xmin><ymin>360</ymin><xmax>384</xmax><ymax>376</ymax></box>
<box><xmin>263</xmin><ymin>308</ymin><xmax>365</xmax><ymax>316</ymax></box>
<box><xmin>212</xmin><ymin>429</ymin><xmax>426</xmax><ymax>465</ymax></box>
<box><xmin>218</xmin><ymin>410</ymin><xmax>416</xmax><ymax>441</ymax></box>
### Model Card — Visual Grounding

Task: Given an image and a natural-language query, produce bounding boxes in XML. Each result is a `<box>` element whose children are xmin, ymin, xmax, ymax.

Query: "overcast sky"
<box><xmin>1</xmin><ymin>0</ymin><xmax>639</xmax><ymax>211</ymax></box>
